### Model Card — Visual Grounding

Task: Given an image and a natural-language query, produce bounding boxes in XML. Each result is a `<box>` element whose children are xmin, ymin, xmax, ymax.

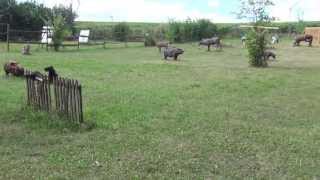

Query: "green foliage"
<box><xmin>237</xmin><ymin>0</ymin><xmax>275</xmax><ymax>24</ymax></box>
<box><xmin>51</xmin><ymin>14</ymin><xmax>68</xmax><ymax>51</ymax></box>
<box><xmin>166</xmin><ymin>18</ymin><xmax>218</xmax><ymax>43</ymax></box>
<box><xmin>113</xmin><ymin>22</ymin><xmax>131</xmax><ymax>42</ymax></box>
<box><xmin>197</xmin><ymin>19</ymin><xmax>218</xmax><ymax>39</ymax></box>
<box><xmin>236</xmin><ymin>0</ymin><xmax>275</xmax><ymax>67</ymax></box>
<box><xmin>0</xmin><ymin>0</ymin><xmax>76</xmax><ymax>33</ymax></box>
<box><xmin>144</xmin><ymin>32</ymin><xmax>156</xmax><ymax>47</ymax></box>
<box><xmin>51</xmin><ymin>5</ymin><xmax>77</xmax><ymax>34</ymax></box>
<box><xmin>167</xmin><ymin>20</ymin><xmax>183</xmax><ymax>42</ymax></box>
<box><xmin>246</xmin><ymin>28</ymin><xmax>268</xmax><ymax>67</ymax></box>
<box><xmin>295</xmin><ymin>20</ymin><xmax>306</xmax><ymax>34</ymax></box>
<box><xmin>0</xmin><ymin>0</ymin><xmax>51</xmax><ymax>30</ymax></box>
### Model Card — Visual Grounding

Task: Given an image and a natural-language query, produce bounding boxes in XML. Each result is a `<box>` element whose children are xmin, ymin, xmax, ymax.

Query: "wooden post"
<box><xmin>6</xmin><ymin>24</ymin><xmax>10</xmax><ymax>52</ymax></box>
<box><xmin>78</xmin><ymin>85</ymin><xmax>83</xmax><ymax>123</ymax></box>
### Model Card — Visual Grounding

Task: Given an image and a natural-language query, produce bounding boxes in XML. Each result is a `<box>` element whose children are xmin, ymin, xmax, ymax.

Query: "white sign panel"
<box><xmin>79</xmin><ymin>30</ymin><xmax>90</xmax><ymax>43</ymax></box>
<box><xmin>41</xmin><ymin>26</ymin><xmax>53</xmax><ymax>44</ymax></box>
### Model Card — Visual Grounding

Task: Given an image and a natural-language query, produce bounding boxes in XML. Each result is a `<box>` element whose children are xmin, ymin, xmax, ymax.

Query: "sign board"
<box><xmin>79</xmin><ymin>30</ymin><xmax>90</xmax><ymax>43</ymax></box>
<box><xmin>41</xmin><ymin>26</ymin><xmax>53</xmax><ymax>44</ymax></box>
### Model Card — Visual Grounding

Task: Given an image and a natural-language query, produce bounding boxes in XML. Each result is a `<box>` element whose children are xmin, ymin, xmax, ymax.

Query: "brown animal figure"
<box><xmin>44</xmin><ymin>66</ymin><xmax>58</xmax><ymax>83</ymax></box>
<box><xmin>156</xmin><ymin>41</ymin><xmax>170</xmax><ymax>52</ymax></box>
<box><xmin>199</xmin><ymin>37</ymin><xmax>222</xmax><ymax>51</ymax></box>
<box><xmin>293</xmin><ymin>34</ymin><xmax>313</xmax><ymax>47</ymax></box>
<box><xmin>263</xmin><ymin>51</ymin><xmax>276</xmax><ymax>60</ymax></box>
<box><xmin>3</xmin><ymin>61</ymin><xmax>25</xmax><ymax>77</ymax></box>
<box><xmin>163</xmin><ymin>47</ymin><xmax>184</xmax><ymax>60</ymax></box>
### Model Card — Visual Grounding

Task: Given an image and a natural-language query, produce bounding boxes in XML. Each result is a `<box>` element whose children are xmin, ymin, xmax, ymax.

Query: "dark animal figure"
<box><xmin>26</xmin><ymin>71</ymin><xmax>44</xmax><ymax>81</ymax></box>
<box><xmin>22</xmin><ymin>44</ymin><xmax>31</xmax><ymax>55</ymax></box>
<box><xmin>263</xmin><ymin>51</ymin><xmax>276</xmax><ymax>60</ymax></box>
<box><xmin>199</xmin><ymin>37</ymin><xmax>222</xmax><ymax>51</ymax></box>
<box><xmin>3</xmin><ymin>61</ymin><xmax>25</xmax><ymax>77</ymax></box>
<box><xmin>163</xmin><ymin>47</ymin><xmax>184</xmax><ymax>60</ymax></box>
<box><xmin>293</xmin><ymin>34</ymin><xmax>313</xmax><ymax>47</ymax></box>
<box><xmin>44</xmin><ymin>66</ymin><xmax>58</xmax><ymax>83</ymax></box>
<box><xmin>156</xmin><ymin>41</ymin><xmax>170</xmax><ymax>52</ymax></box>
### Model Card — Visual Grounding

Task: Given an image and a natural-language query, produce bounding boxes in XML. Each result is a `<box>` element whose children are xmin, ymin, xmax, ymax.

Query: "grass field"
<box><xmin>1</xmin><ymin>39</ymin><xmax>320</xmax><ymax>179</ymax></box>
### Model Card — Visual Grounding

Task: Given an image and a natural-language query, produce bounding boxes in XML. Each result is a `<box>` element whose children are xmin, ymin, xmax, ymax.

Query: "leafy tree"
<box><xmin>51</xmin><ymin>14</ymin><xmax>68</xmax><ymax>51</ymax></box>
<box><xmin>166</xmin><ymin>19</ymin><xmax>218</xmax><ymax>43</ymax></box>
<box><xmin>246</xmin><ymin>28</ymin><xmax>268</xmax><ymax>67</ymax></box>
<box><xmin>0</xmin><ymin>0</ymin><xmax>76</xmax><ymax>34</ymax></box>
<box><xmin>236</xmin><ymin>0</ymin><xmax>275</xmax><ymax>67</ymax></box>
<box><xmin>236</xmin><ymin>0</ymin><xmax>275</xmax><ymax>25</ymax></box>
<box><xmin>113</xmin><ymin>22</ymin><xmax>131</xmax><ymax>42</ymax></box>
<box><xmin>167</xmin><ymin>20</ymin><xmax>183</xmax><ymax>42</ymax></box>
<box><xmin>51</xmin><ymin>5</ymin><xmax>77</xmax><ymax>34</ymax></box>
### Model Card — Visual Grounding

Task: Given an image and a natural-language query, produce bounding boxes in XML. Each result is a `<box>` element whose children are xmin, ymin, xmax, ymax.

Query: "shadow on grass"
<box><xmin>9</xmin><ymin>106</ymin><xmax>97</xmax><ymax>133</ymax></box>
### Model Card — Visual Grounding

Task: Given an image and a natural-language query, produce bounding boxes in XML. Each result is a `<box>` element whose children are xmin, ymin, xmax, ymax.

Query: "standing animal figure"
<box><xmin>44</xmin><ymin>66</ymin><xmax>58</xmax><ymax>83</ymax></box>
<box><xmin>263</xmin><ymin>51</ymin><xmax>276</xmax><ymax>60</ymax></box>
<box><xmin>163</xmin><ymin>47</ymin><xmax>184</xmax><ymax>60</ymax></box>
<box><xmin>293</xmin><ymin>34</ymin><xmax>313</xmax><ymax>47</ymax></box>
<box><xmin>241</xmin><ymin>36</ymin><xmax>247</xmax><ymax>47</ymax></box>
<box><xmin>26</xmin><ymin>71</ymin><xmax>44</xmax><ymax>81</ymax></box>
<box><xmin>22</xmin><ymin>44</ymin><xmax>31</xmax><ymax>55</ymax></box>
<box><xmin>156</xmin><ymin>41</ymin><xmax>170</xmax><ymax>52</ymax></box>
<box><xmin>199</xmin><ymin>37</ymin><xmax>222</xmax><ymax>51</ymax></box>
<box><xmin>3</xmin><ymin>61</ymin><xmax>25</xmax><ymax>77</ymax></box>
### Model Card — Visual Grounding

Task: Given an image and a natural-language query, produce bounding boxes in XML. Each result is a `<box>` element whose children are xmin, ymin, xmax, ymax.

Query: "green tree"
<box><xmin>51</xmin><ymin>14</ymin><xmax>68</xmax><ymax>51</ymax></box>
<box><xmin>237</xmin><ymin>0</ymin><xmax>275</xmax><ymax>67</ymax></box>
<box><xmin>237</xmin><ymin>0</ymin><xmax>275</xmax><ymax>24</ymax></box>
<box><xmin>51</xmin><ymin>4</ymin><xmax>77</xmax><ymax>34</ymax></box>
<box><xmin>113</xmin><ymin>22</ymin><xmax>131</xmax><ymax>43</ymax></box>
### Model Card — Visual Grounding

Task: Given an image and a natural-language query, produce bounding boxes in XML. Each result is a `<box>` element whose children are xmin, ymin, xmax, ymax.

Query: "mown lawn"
<box><xmin>1</xmin><ymin>40</ymin><xmax>320</xmax><ymax>179</ymax></box>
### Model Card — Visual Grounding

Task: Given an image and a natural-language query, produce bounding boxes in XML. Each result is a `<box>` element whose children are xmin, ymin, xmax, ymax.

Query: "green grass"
<box><xmin>1</xmin><ymin>39</ymin><xmax>320</xmax><ymax>179</ymax></box>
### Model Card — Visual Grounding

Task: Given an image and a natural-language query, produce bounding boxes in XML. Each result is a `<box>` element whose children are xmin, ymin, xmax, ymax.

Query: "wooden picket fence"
<box><xmin>25</xmin><ymin>71</ymin><xmax>84</xmax><ymax>123</ymax></box>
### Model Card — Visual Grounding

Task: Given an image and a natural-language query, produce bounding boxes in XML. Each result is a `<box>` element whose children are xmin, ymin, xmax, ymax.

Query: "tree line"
<box><xmin>0</xmin><ymin>0</ymin><xmax>77</xmax><ymax>33</ymax></box>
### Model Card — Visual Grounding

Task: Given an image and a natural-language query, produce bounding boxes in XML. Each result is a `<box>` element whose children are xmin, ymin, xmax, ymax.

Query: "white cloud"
<box><xmin>18</xmin><ymin>0</ymin><xmax>320</xmax><ymax>22</ymax></box>
<box><xmin>271</xmin><ymin>0</ymin><xmax>320</xmax><ymax>21</ymax></box>
<box><xmin>208</xmin><ymin>0</ymin><xmax>220</xmax><ymax>8</ymax></box>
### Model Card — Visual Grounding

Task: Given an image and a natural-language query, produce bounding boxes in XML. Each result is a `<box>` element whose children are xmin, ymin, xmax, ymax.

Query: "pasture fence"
<box><xmin>25</xmin><ymin>71</ymin><xmax>84</xmax><ymax>124</ymax></box>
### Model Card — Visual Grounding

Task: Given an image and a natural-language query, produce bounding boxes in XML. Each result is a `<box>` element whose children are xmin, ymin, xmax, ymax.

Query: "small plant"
<box><xmin>246</xmin><ymin>28</ymin><xmax>268</xmax><ymax>67</ymax></box>
<box><xmin>52</xmin><ymin>14</ymin><xmax>68</xmax><ymax>51</ymax></box>
<box><xmin>236</xmin><ymin>0</ymin><xmax>275</xmax><ymax>67</ymax></box>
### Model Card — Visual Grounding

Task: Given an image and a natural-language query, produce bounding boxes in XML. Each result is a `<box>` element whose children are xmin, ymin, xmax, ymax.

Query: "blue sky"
<box><xmin>20</xmin><ymin>0</ymin><xmax>320</xmax><ymax>22</ymax></box>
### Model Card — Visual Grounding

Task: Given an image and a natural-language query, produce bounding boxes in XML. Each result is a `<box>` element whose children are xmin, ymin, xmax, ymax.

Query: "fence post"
<box><xmin>78</xmin><ymin>85</ymin><xmax>83</xmax><ymax>123</ymax></box>
<box><xmin>6</xmin><ymin>24</ymin><xmax>10</xmax><ymax>52</ymax></box>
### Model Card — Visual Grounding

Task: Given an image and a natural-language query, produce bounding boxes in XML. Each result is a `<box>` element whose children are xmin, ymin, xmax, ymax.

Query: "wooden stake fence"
<box><xmin>25</xmin><ymin>71</ymin><xmax>84</xmax><ymax>124</ymax></box>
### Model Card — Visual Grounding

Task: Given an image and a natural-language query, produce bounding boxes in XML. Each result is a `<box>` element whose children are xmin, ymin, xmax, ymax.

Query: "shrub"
<box><xmin>197</xmin><ymin>19</ymin><xmax>218</xmax><ymax>40</ymax></box>
<box><xmin>167</xmin><ymin>20</ymin><xmax>183</xmax><ymax>43</ymax></box>
<box><xmin>113</xmin><ymin>22</ymin><xmax>131</xmax><ymax>42</ymax></box>
<box><xmin>144</xmin><ymin>32</ymin><xmax>156</xmax><ymax>47</ymax></box>
<box><xmin>52</xmin><ymin>14</ymin><xmax>68</xmax><ymax>51</ymax></box>
<box><xmin>166</xmin><ymin>19</ymin><xmax>218</xmax><ymax>43</ymax></box>
<box><xmin>246</xmin><ymin>28</ymin><xmax>268</xmax><ymax>67</ymax></box>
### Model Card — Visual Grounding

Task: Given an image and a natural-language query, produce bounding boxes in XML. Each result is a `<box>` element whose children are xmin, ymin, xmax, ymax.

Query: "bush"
<box><xmin>144</xmin><ymin>32</ymin><xmax>156</xmax><ymax>47</ymax></box>
<box><xmin>166</xmin><ymin>19</ymin><xmax>218</xmax><ymax>43</ymax></box>
<box><xmin>246</xmin><ymin>28</ymin><xmax>268</xmax><ymax>67</ymax></box>
<box><xmin>52</xmin><ymin>14</ymin><xmax>68</xmax><ymax>51</ymax></box>
<box><xmin>113</xmin><ymin>22</ymin><xmax>131</xmax><ymax>42</ymax></box>
<box><xmin>167</xmin><ymin>20</ymin><xmax>183</xmax><ymax>43</ymax></box>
